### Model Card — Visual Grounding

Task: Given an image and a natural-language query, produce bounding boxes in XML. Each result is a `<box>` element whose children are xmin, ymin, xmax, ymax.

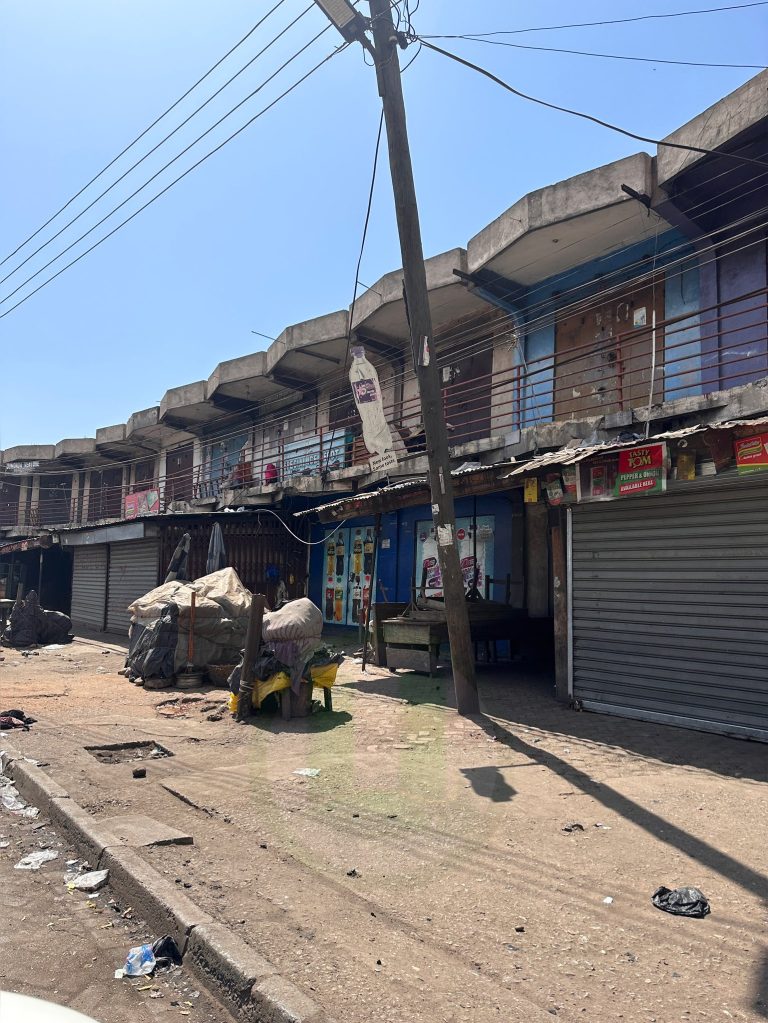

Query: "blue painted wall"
<box><xmin>309</xmin><ymin>493</ymin><xmax>519</xmax><ymax>622</ymax></box>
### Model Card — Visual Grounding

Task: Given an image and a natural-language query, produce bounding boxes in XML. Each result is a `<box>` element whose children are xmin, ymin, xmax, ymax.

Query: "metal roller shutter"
<box><xmin>571</xmin><ymin>479</ymin><xmax>768</xmax><ymax>741</ymax></box>
<box><xmin>70</xmin><ymin>546</ymin><xmax>107</xmax><ymax>631</ymax></box>
<box><xmin>106</xmin><ymin>539</ymin><xmax>160</xmax><ymax>635</ymax></box>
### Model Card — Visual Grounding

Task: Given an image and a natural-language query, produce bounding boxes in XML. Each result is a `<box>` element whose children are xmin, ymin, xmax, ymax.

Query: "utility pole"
<box><xmin>366</xmin><ymin>0</ymin><xmax>478</xmax><ymax>714</ymax></box>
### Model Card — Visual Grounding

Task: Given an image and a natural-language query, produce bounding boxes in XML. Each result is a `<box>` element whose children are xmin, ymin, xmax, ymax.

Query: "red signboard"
<box><xmin>124</xmin><ymin>489</ymin><xmax>160</xmax><ymax>519</ymax></box>
<box><xmin>614</xmin><ymin>443</ymin><xmax>666</xmax><ymax>497</ymax></box>
<box><xmin>734</xmin><ymin>432</ymin><xmax>768</xmax><ymax>473</ymax></box>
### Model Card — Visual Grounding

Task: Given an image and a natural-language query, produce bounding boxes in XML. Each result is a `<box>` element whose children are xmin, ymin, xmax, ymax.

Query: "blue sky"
<box><xmin>1</xmin><ymin>0</ymin><xmax>765</xmax><ymax>447</ymax></box>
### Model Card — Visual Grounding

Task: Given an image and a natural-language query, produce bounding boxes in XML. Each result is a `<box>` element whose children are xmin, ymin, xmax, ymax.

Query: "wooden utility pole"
<box><xmin>367</xmin><ymin>0</ymin><xmax>478</xmax><ymax>715</ymax></box>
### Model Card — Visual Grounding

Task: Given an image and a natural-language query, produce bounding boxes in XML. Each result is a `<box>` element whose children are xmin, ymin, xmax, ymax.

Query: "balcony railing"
<box><xmin>2</xmin><ymin>285</ymin><xmax>766</xmax><ymax>535</ymax></box>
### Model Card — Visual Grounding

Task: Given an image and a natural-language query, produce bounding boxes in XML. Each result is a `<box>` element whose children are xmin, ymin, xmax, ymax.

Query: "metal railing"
<box><xmin>3</xmin><ymin>285</ymin><xmax>767</xmax><ymax>533</ymax></box>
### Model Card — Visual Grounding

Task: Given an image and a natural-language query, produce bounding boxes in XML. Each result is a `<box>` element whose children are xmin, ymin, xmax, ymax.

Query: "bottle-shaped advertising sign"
<box><xmin>349</xmin><ymin>346</ymin><xmax>398</xmax><ymax>472</ymax></box>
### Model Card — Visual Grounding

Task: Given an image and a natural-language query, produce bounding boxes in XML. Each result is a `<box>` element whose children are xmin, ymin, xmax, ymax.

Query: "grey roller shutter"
<box><xmin>70</xmin><ymin>545</ymin><xmax>107</xmax><ymax>631</ymax></box>
<box><xmin>106</xmin><ymin>539</ymin><xmax>160</xmax><ymax>635</ymax></box>
<box><xmin>571</xmin><ymin>478</ymin><xmax>768</xmax><ymax>741</ymax></box>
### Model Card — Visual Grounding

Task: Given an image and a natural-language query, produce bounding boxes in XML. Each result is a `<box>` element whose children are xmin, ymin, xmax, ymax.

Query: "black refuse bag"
<box><xmin>152</xmin><ymin>934</ymin><xmax>182</xmax><ymax>969</ymax></box>
<box><xmin>125</xmin><ymin>603</ymin><xmax>179</xmax><ymax>680</ymax></box>
<box><xmin>4</xmin><ymin>591</ymin><xmax>45</xmax><ymax>647</ymax></box>
<box><xmin>228</xmin><ymin>649</ymin><xmax>288</xmax><ymax>694</ymax></box>
<box><xmin>652</xmin><ymin>885</ymin><xmax>711</xmax><ymax>918</ymax></box>
<box><xmin>39</xmin><ymin>610</ymin><xmax>72</xmax><ymax>645</ymax></box>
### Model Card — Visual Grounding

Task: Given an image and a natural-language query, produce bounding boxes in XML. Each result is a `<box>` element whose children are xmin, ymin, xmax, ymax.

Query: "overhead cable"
<box><xmin>449</xmin><ymin>35</ymin><xmax>766</xmax><ymax>70</ymax></box>
<box><xmin>0</xmin><ymin>0</ymin><xmax>293</xmax><ymax>271</ymax></box>
<box><xmin>0</xmin><ymin>33</ymin><xmax>347</xmax><ymax>316</ymax></box>
<box><xmin>418</xmin><ymin>39</ymin><xmax>768</xmax><ymax>170</ymax></box>
<box><xmin>421</xmin><ymin>2</ymin><xmax>768</xmax><ymax>38</ymax></box>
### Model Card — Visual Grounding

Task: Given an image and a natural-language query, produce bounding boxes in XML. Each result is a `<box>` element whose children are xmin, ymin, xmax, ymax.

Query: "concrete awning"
<box><xmin>467</xmin><ymin>154</ymin><xmax>658</xmax><ymax>287</ymax></box>
<box><xmin>351</xmin><ymin>248</ymin><xmax>488</xmax><ymax>344</ymax></box>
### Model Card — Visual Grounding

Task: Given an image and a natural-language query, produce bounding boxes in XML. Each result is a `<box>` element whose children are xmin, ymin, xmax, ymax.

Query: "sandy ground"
<box><xmin>1</xmin><ymin>636</ymin><xmax>767</xmax><ymax>1023</ymax></box>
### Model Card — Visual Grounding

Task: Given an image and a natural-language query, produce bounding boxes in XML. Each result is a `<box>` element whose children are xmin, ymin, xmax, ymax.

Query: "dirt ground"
<box><xmin>0</xmin><ymin>730</ymin><xmax>232</xmax><ymax>1021</ymax></box>
<box><xmin>1</xmin><ymin>636</ymin><xmax>766</xmax><ymax>1023</ymax></box>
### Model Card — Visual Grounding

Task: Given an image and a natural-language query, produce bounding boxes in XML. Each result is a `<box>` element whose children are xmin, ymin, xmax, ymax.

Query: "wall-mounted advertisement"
<box><xmin>734</xmin><ymin>432</ymin><xmax>768</xmax><ymax>474</ymax></box>
<box><xmin>124</xmin><ymin>489</ymin><xmax>160</xmax><ymax>519</ymax></box>
<box><xmin>415</xmin><ymin>516</ymin><xmax>495</xmax><ymax>598</ymax></box>
<box><xmin>283</xmin><ymin>433</ymin><xmax>351</xmax><ymax>478</ymax></box>
<box><xmin>576</xmin><ymin>443</ymin><xmax>667</xmax><ymax>502</ymax></box>
<box><xmin>322</xmin><ymin>525</ymin><xmax>377</xmax><ymax>627</ymax></box>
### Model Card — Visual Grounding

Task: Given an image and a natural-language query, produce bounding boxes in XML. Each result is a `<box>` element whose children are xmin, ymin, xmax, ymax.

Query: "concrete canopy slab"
<box><xmin>206</xmin><ymin>351</ymin><xmax>287</xmax><ymax>411</ymax></box>
<box><xmin>351</xmin><ymin>248</ymin><xmax>488</xmax><ymax>342</ymax></box>
<box><xmin>266</xmin><ymin>310</ymin><xmax>349</xmax><ymax>393</ymax></box>
<box><xmin>98</xmin><ymin>813</ymin><xmax>193</xmax><ymax>848</ymax></box>
<box><xmin>54</xmin><ymin>438</ymin><xmax>96</xmax><ymax>460</ymax></box>
<box><xmin>1</xmin><ymin>445</ymin><xmax>56</xmax><ymax>465</ymax></box>
<box><xmin>159</xmin><ymin>380</ymin><xmax>221</xmax><ymax>431</ymax></box>
<box><xmin>467</xmin><ymin>154</ymin><xmax>658</xmax><ymax>285</ymax></box>
<box><xmin>657</xmin><ymin>70</ymin><xmax>768</xmax><ymax>186</ymax></box>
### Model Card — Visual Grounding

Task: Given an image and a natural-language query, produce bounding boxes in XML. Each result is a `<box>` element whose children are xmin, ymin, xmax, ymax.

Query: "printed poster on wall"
<box><xmin>322</xmin><ymin>526</ymin><xmax>377</xmax><ymax>627</ymax></box>
<box><xmin>415</xmin><ymin>516</ymin><xmax>495</xmax><ymax>598</ymax></box>
<box><xmin>734</xmin><ymin>432</ymin><xmax>768</xmax><ymax>473</ymax></box>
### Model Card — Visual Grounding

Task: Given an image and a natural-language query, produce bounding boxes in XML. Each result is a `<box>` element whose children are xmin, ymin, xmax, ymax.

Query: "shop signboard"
<box><xmin>283</xmin><ymin>433</ymin><xmax>350</xmax><ymax>478</ymax></box>
<box><xmin>614</xmin><ymin>443</ymin><xmax>667</xmax><ymax>497</ymax></box>
<box><xmin>734</xmin><ymin>432</ymin><xmax>768</xmax><ymax>474</ymax></box>
<box><xmin>124</xmin><ymin>489</ymin><xmax>160</xmax><ymax>519</ymax></box>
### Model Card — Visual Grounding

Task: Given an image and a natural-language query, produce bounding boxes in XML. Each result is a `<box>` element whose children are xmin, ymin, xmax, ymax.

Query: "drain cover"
<box><xmin>84</xmin><ymin>740</ymin><xmax>173</xmax><ymax>765</ymax></box>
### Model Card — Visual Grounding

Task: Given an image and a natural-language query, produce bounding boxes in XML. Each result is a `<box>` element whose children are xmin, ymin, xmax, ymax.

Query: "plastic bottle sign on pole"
<box><xmin>349</xmin><ymin>346</ymin><xmax>398</xmax><ymax>472</ymax></box>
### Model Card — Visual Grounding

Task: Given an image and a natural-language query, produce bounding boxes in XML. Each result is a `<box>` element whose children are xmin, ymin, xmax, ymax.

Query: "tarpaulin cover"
<box><xmin>127</xmin><ymin>568</ymin><xmax>252</xmax><ymax>675</ymax></box>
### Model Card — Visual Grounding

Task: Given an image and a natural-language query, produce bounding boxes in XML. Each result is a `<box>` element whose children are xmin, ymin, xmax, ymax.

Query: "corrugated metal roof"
<box><xmin>296</xmin><ymin>416</ymin><xmax>768</xmax><ymax>519</ymax></box>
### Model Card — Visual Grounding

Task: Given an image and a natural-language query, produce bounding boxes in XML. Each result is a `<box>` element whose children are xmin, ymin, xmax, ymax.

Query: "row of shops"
<box><xmin>304</xmin><ymin>418</ymin><xmax>768</xmax><ymax>743</ymax></box>
<box><xmin>1</xmin><ymin>417</ymin><xmax>766</xmax><ymax>743</ymax></box>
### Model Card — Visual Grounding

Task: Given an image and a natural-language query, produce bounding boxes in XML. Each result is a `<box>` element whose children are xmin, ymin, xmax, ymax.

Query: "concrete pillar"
<box><xmin>491</xmin><ymin>326</ymin><xmax>517</xmax><ymax>436</ymax></box>
<box><xmin>525</xmin><ymin>502</ymin><xmax>550</xmax><ymax>618</ymax></box>
<box><xmin>16</xmin><ymin>477</ymin><xmax>29</xmax><ymax>527</ymax></box>
<box><xmin>80</xmin><ymin>471</ymin><xmax>91</xmax><ymax>524</ymax></box>
<box><xmin>30</xmin><ymin>475</ymin><xmax>40</xmax><ymax>527</ymax></box>
<box><xmin>157</xmin><ymin>450</ymin><xmax>167</xmax><ymax>509</ymax></box>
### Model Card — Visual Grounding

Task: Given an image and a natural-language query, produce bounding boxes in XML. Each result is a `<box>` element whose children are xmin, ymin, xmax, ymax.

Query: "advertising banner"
<box><xmin>124</xmin><ymin>489</ymin><xmax>160</xmax><ymax>519</ymax></box>
<box><xmin>614</xmin><ymin>443</ymin><xmax>667</xmax><ymax>497</ymax></box>
<box><xmin>734</xmin><ymin>432</ymin><xmax>768</xmax><ymax>474</ymax></box>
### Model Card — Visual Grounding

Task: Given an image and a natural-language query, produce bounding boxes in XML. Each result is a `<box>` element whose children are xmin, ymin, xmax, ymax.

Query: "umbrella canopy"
<box><xmin>164</xmin><ymin>532</ymin><xmax>191</xmax><ymax>583</ymax></box>
<box><xmin>206</xmin><ymin>522</ymin><xmax>227</xmax><ymax>575</ymax></box>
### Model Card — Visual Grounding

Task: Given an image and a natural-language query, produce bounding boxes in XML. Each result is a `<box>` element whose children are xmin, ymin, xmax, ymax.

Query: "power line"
<box><xmin>3</xmin><ymin>171</ymin><xmax>765</xmax><ymax>475</ymax></box>
<box><xmin>418</xmin><ymin>39</ymin><xmax>768</xmax><ymax>170</ymax></box>
<box><xmin>0</xmin><ymin>0</ymin><xmax>292</xmax><ymax>271</ymax></box>
<box><xmin>324</xmin><ymin>108</ymin><xmax>385</xmax><ymax>472</ymax></box>
<box><xmin>449</xmin><ymin>36</ymin><xmax>766</xmax><ymax>70</ymax></box>
<box><xmin>0</xmin><ymin>2</ymin><xmax>316</xmax><ymax>290</ymax></box>
<box><xmin>0</xmin><ymin>29</ymin><xmax>344</xmax><ymax>315</ymax></box>
<box><xmin>421</xmin><ymin>2</ymin><xmax>768</xmax><ymax>38</ymax></box>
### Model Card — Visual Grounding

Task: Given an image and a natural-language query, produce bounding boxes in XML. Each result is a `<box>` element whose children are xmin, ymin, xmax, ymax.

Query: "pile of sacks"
<box><xmin>125</xmin><ymin>568</ymin><xmax>251</xmax><ymax>683</ymax></box>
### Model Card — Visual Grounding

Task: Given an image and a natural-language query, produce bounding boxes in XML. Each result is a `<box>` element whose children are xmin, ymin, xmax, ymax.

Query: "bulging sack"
<box><xmin>262</xmin><ymin>598</ymin><xmax>323</xmax><ymax>642</ymax></box>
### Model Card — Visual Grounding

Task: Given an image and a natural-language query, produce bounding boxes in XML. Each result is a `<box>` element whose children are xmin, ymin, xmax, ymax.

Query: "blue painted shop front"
<box><xmin>309</xmin><ymin>493</ymin><xmax>520</xmax><ymax>630</ymax></box>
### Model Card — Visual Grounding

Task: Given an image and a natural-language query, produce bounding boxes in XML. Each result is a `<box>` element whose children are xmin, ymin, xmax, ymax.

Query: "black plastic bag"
<box><xmin>152</xmin><ymin>934</ymin><xmax>182</xmax><ymax>969</ymax></box>
<box><xmin>652</xmin><ymin>885</ymin><xmax>710</xmax><ymax>917</ymax></box>
<box><xmin>125</xmin><ymin>604</ymin><xmax>179</xmax><ymax>680</ymax></box>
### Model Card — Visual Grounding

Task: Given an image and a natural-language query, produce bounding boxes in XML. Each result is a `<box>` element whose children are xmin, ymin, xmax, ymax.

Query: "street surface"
<box><xmin>0</xmin><ymin>766</ymin><xmax>231</xmax><ymax>1023</ymax></box>
<box><xmin>1</xmin><ymin>637</ymin><xmax>767</xmax><ymax>1022</ymax></box>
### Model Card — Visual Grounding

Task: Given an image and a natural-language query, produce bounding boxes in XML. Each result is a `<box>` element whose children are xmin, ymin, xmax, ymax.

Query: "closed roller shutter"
<box><xmin>71</xmin><ymin>546</ymin><xmax>107</xmax><ymax>631</ymax></box>
<box><xmin>571</xmin><ymin>479</ymin><xmax>768</xmax><ymax>741</ymax></box>
<box><xmin>106</xmin><ymin>539</ymin><xmax>160</xmax><ymax>635</ymax></box>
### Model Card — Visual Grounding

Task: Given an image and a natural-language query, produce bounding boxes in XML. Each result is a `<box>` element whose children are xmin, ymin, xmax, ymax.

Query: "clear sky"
<box><xmin>1</xmin><ymin>0</ymin><xmax>766</xmax><ymax>448</ymax></box>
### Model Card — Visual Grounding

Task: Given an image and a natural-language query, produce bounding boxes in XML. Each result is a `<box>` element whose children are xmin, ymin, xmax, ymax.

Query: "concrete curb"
<box><xmin>4</xmin><ymin>746</ymin><xmax>334</xmax><ymax>1023</ymax></box>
